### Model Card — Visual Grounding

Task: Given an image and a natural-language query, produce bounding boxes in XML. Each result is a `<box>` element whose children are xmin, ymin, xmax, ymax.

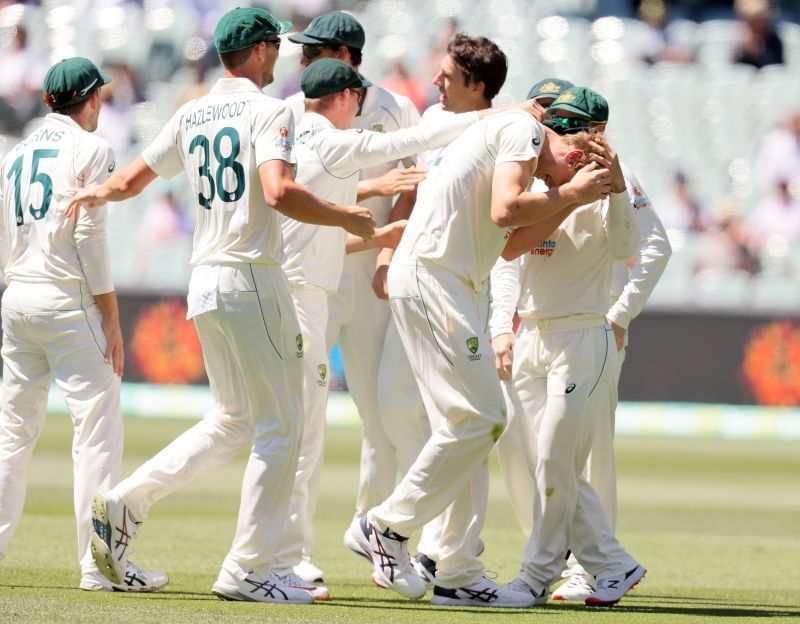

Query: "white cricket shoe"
<box><xmin>212</xmin><ymin>567</ymin><xmax>313</xmax><ymax>604</ymax></box>
<box><xmin>80</xmin><ymin>561</ymin><xmax>169</xmax><ymax>592</ymax></box>
<box><xmin>432</xmin><ymin>576</ymin><xmax>539</xmax><ymax>608</ymax></box>
<box><xmin>90</xmin><ymin>492</ymin><xmax>139</xmax><ymax>585</ymax></box>
<box><xmin>293</xmin><ymin>559</ymin><xmax>325</xmax><ymax>583</ymax></box>
<box><xmin>344</xmin><ymin>516</ymin><xmax>426</xmax><ymax>599</ymax></box>
<box><xmin>278</xmin><ymin>571</ymin><xmax>330</xmax><ymax>601</ymax></box>
<box><xmin>411</xmin><ymin>553</ymin><xmax>436</xmax><ymax>589</ymax></box>
<box><xmin>585</xmin><ymin>564</ymin><xmax>646</xmax><ymax>606</ymax></box>
<box><xmin>506</xmin><ymin>576</ymin><xmax>549</xmax><ymax>606</ymax></box>
<box><xmin>552</xmin><ymin>565</ymin><xmax>595</xmax><ymax>601</ymax></box>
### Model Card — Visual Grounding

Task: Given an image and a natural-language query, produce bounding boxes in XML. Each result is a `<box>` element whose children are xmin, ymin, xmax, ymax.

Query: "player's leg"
<box><xmin>272</xmin><ymin>285</ymin><xmax>330</xmax><ymax>598</ymax></box>
<box><xmin>585</xmin><ymin>345</ymin><xmax>625</xmax><ymax>529</ymax></box>
<box><xmin>335</xmin><ymin>257</ymin><xmax>394</xmax><ymax>517</ymax></box>
<box><xmin>0</xmin><ymin>309</ymin><xmax>51</xmax><ymax>561</ymax></box>
<box><xmin>44</xmin><ymin>307</ymin><xmax>124</xmax><ymax>578</ymax></box>
<box><xmin>517</xmin><ymin>324</ymin><xmax>616</xmax><ymax>591</ymax></box>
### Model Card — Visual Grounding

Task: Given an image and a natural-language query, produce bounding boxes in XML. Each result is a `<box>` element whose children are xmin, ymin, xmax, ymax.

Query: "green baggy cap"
<box><xmin>214</xmin><ymin>7</ymin><xmax>292</xmax><ymax>54</ymax></box>
<box><xmin>548</xmin><ymin>86</ymin><xmax>609</xmax><ymax>123</ymax></box>
<box><xmin>526</xmin><ymin>77</ymin><xmax>574</xmax><ymax>101</ymax></box>
<box><xmin>43</xmin><ymin>57</ymin><xmax>111</xmax><ymax>109</ymax></box>
<box><xmin>288</xmin><ymin>12</ymin><xmax>365</xmax><ymax>50</ymax></box>
<box><xmin>300</xmin><ymin>58</ymin><xmax>372</xmax><ymax>98</ymax></box>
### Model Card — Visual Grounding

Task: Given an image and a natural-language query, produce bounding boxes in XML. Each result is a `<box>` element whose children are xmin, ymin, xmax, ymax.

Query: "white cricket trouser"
<box><xmin>0</xmin><ymin>284</ymin><xmax>122</xmax><ymax>575</ymax></box>
<box><xmin>369</xmin><ymin>260</ymin><xmax>503</xmax><ymax>588</ymax></box>
<box><xmin>112</xmin><ymin>264</ymin><xmax>303</xmax><ymax>578</ymax></box>
<box><xmin>327</xmin><ymin>251</ymin><xmax>394</xmax><ymax>518</ymax></box>
<box><xmin>273</xmin><ymin>284</ymin><xmax>330</xmax><ymax>573</ymax></box>
<box><xmin>497</xmin><ymin>317</ymin><xmax>635</xmax><ymax>589</ymax></box>
<box><xmin>585</xmin><ymin>345</ymin><xmax>625</xmax><ymax>530</ymax></box>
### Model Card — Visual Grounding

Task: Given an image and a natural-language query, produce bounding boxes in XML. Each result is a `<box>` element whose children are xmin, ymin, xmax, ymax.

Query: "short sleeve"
<box><xmin>79</xmin><ymin>139</ymin><xmax>116</xmax><ymax>188</ymax></box>
<box><xmin>253</xmin><ymin>102</ymin><xmax>295</xmax><ymax>167</ymax></box>
<box><xmin>141</xmin><ymin>108</ymin><xmax>185</xmax><ymax>180</ymax></box>
<box><xmin>490</xmin><ymin>112</ymin><xmax>543</xmax><ymax>166</ymax></box>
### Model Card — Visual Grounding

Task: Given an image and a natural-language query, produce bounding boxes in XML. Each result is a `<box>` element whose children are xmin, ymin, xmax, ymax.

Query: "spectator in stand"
<box><xmin>0</xmin><ymin>26</ymin><xmax>48</xmax><ymax>134</ymax></box>
<box><xmin>693</xmin><ymin>200</ymin><xmax>760</xmax><ymax>277</ymax></box>
<box><xmin>753</xmin><ymin>112</ymin><xmax>800</xmax><ymax>190</ymax></box>
<box><xmin>733</xmin><ymin>0</ymin><xmax>783</xmax><ymax>69</ymax></box>
<box><xmin>381</xmin><ymin>60</ymin><xmax>426</xmax><ymax>112</ymax></box>
<box><xmin>635</xmin><ymin>0</ymin><xmax>694</xmax><ymax>65</ymax></box>
<box><xmin>745</xmin><ymin>180</ymin><xmax>800</xmax><ymax>248</ymax></box>
<box><xmin>133</xmin><ymin>189</ymin><xmax>193</xmax><ymax>274</ymax></box>
<box><xmin>657</xmin><ymin>172</ymin><xmax>706</xmax><ymax>232</ymax></box>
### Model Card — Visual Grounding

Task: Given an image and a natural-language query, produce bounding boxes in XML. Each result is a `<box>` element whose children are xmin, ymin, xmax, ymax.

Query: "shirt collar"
<box><xmin>44</xmin><ymin>112</ymin><xmax>83</xmax><ymax>130</ymax></box>
<box><xmin>210</xmin><ymin>77</ymin><xmax>263</xmax><ymax>94</ymax></box>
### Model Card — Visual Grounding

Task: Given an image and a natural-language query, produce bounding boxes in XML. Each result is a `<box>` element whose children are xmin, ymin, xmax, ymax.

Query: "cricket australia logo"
<box><xmin>466</xmin><ymin>336</ymin><xmax>481</xmax><ymax>361</ymax></box>
<box><xmin>317</xmin><ymin>363</ymin><xmax>328</xmax><ymax>387</ymax></box>
<box><xmin>295</xmin><ymin>334</ymin><xmax>304</xmax><ymax>358</ymax></box>
<box><xmin>371</xmin><ymin>123</ymin><xmax>383</xmax><ymax>132</ymax></box>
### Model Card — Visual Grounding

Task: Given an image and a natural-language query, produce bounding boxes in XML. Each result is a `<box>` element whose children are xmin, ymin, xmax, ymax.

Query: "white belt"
<box><xmin>518</xmin><ymin>313</ymin><xmax>607</xmax><ymax>334</ymax></box>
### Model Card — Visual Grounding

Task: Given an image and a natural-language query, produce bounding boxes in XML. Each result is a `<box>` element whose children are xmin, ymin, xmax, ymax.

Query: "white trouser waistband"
<box><xmin>518</xmin><ymin>313</ymin><xmax>607</xmax><ymax>334</ymax></box>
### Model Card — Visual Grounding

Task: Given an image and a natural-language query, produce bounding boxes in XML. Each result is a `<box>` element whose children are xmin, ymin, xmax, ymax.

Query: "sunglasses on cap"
<box><xmin>543</xmin><ymin>115</ymin><xmax>593</xmax><ymax>135</ymax></box>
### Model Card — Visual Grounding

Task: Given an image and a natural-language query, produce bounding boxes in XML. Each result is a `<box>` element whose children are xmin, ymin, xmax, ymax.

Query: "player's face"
<box><xmin>433</xmin><ymin>54</ymin><xmax>473</xmax><ymax>112</ymax></box>
<box><xmin>535</xmin><ymin>135</ymin><xmax>583</xmax><ymax>189</ymax></box>
<box><xmin>259</xmin><ymin>38</ymin><xmax>282</xmax><ymax>86</ymax></box>
<box><xmin>300</xmin><ymin>44</ymin><xmax>338</xmax><ymax>68</ymax></box>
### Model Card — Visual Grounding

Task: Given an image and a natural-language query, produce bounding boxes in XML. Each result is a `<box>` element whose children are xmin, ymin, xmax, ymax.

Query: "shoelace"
<box><xmin>279</xmin><ymin>572</ymin><xmax>313</xmax><ymax>587</ymax></box>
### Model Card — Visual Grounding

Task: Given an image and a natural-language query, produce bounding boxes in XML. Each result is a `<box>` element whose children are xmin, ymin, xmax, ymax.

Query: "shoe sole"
<box><xmin>585</xmin><ymin>567</ymin><xmax>646</xmax><ymax>607</ymax></box>
<box><xmin>90</xmin><ymin>493</ymin><xmax>124</xmax><ymax>586</ymax></box>
<box><xmin>344</xmin><ymin>528</ymin><xmax>372</xmax><ymax>562</ymax></box>
<box><xmin>431</xmin><ymin>596</ymin><xmax>539</xmax><ymax>608</ymax></box>
<box><xmin>211</xmin><ymin>585</ymin><xmax>313</xmax><ymax>605</ymax></box>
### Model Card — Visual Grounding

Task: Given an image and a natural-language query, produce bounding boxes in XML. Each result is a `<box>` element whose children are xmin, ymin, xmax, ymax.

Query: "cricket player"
<box><xmin>489</xmin><ymin>88</ymin><xmax>648</xmax><ymax>607</ymax></box>
<box><xmin>373</xmin><ymin>33</ymin><xmax>510</xmax><ymax>587</ymax></box>
<box><xmin>272</xmin><ymin>58</ymin><xmax>491</xmax><ymax>599</ymax></box>
<box><xmin>345</xmin><ymin>109</ymin><xmax>615</xmax><ymax>607</ymax></box>
<box><xmin>0</xmin><ymin>57</ymin><xmax>167</xmax><ymax>592</ymax></box>
<box><xmin>525</xmin><ymin>77</ymin><xmax>575</xmax><ymax>109</ymax></box>
<box><xmin>539</xmin><ymin>87</ymin><xmax>670</xmax><ymax>601</ymax></box>
<box><xmin>69</xmin><ymin>8</ymin><xmax>374</xmax><ymax>604</ymax></box>
<box><xmin>283</xmin><ymin>17</ymin><xmax>425</xmax><ymax>579</ymax></box>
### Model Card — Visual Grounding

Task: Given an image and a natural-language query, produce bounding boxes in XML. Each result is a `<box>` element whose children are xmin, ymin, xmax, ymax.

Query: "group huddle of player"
<box><xmin>0</xmin><ymin>5</ymin><xmax>670</xmax><ymax>609</ymax></box>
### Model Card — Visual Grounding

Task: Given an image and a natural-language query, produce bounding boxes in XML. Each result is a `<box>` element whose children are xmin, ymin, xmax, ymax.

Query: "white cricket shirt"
<box><xmin>287</xmin><ymin>84</ymin><xmax>421</xmax><ymax>227</ymax></box>
<box><xmin>394</xmin><ymin>109</ymin><xmax>544</xmax><ymax>292</ymax></box>
<box><xmin>281</xmin><ymin>109</ymin><xmax>479</xmax><ymax>293</ymax></box>
<box><xmin>0</xmin><ymin>113</ymin><xmax>115</xmax><ymax>310</ymax></box>
<box><xmin>142</xmin><ymin>77</ymin><xmax>294</xmax><ymax>267</ymax></box>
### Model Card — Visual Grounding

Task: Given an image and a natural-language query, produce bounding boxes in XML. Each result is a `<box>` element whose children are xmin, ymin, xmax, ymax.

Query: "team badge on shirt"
<box><xmin>317</xmin><ymin>363</ymin><xmax>328</xmax><ymax>386</ymax></box>
<box><xmin>295</xmin><ymin>333</ymin><xmax>304</xmax><ymax>358</ymax></box>
<box><xmin>632</xmin><ymin>185</ymin><xmax>650</xmax><ymax>210</ymax></box>
<box><xmin>275</xmin><ymin>126</ymin><xmax>293</xmax><ymax>154</ymax></box>
<box><xmin>466</xmin><ymin>336</ymin><xmax>481</xmax><ymax>361</ymax></box>
<box><xmin>371</xmin><ymin>124</ymin><xmax>383</xmax><ymax>133</ymax></box>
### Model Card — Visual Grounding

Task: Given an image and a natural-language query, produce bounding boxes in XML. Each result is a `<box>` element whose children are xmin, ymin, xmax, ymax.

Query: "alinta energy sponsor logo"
<box><xmin>531</xmin><ymin>239</ymin><xmax>557</xmax><ymax>257</ymax></box>
<box><xmin>632</xmin><ymin>185</ymin><xmax>651</xmax><ymax>210</ymax></box>
<box><xmin>740</xmin><ymin>320</ymin><xmax>800</xmax><ymax>406</ymax></box>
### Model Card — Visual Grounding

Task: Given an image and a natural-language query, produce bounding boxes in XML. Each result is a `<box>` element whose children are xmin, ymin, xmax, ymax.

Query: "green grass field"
<box><xmin>1</xmin><ymin>413</ymin><xmax>799</xmax><ymax>623</ymax></box>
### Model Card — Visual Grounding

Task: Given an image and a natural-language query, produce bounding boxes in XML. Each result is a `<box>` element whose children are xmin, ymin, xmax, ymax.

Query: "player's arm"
<box><xmin>369</xmin><ymin>189</ymin><xmax>417</xmax><ymax>298</ymax></box>
<box><xmin>67</xmin><ymin>157</ymin><xmax>158</xmax><ymax>217</ymax></box>
<box><xmin>488</xmin><ymin>257</ymin><xmax>521</xmax><ymax>380</ymax></box>
<box><xmin>346</xmin><ymin>219</ymin><xmax>406</xmax><ymax>254</ymax></box>
<box><xmin>93</xmin><ymin>290</ymin><xmax>124</xmax><ymax>376</ymax></box>
<box><xmin>260</xmin><ymin>159</ymin><xmax>374</xmax><ymax>240</ymax></box>
<box><xmin>606</xmin><ymin>174</ymin><xmax>672</xmax><ymax>332</ymax></box>
<box><xmin>357</xmin><ymin>167</ymin><xmax>426</xmax><ymax>200</ymax></box>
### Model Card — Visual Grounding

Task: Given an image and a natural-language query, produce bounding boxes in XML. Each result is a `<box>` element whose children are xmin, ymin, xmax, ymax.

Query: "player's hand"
<box><xmin>521</xmin><ymin>99</ymin><xmax>547</xmax><ymax>121</ymax></box>
<box><xmin>102</xmin><ymin>318</ymin><xmax>125</xmax><ymax>377</ymax></box>
<box><xmin>343</xmin><ymin>205</ymin><xmax>376</xmax><ymax>240</ymax></box>
<box><xmin>372</xmin><ymin>263</ymin><xmax>389</xmax><ymax>300</ymax></box>
<box><xmin>610</xmin><ymin>321</ymin><xmax>626</xmax><ymax>352</ymax></box>
<box><xmin>373</xmin><ymin>219</ymin><xmax>407</xmax><ymax>250</ymax></box>
<box><xmin>491</xmin><ymin>332</ymin><xmax>515</xmax><ymax>381</ymax></box>
<box><xmin>586</xmin><ymin>140</ymin><xmax>626</xmax><ymax>193</ymax></box>
<box><xmin>568</xmin><ymin>162</ymin><xmax>611</xmax><ymax>205</ymax></box>
<box><xmin>361</xmin><ymin>167</ymin><xmax>427</xmax><ymax>198</ymax></box>
<box><xmin>66</xmin><ymin>186</ymin><xmax>106</xmax><ymax>223</ymax></box>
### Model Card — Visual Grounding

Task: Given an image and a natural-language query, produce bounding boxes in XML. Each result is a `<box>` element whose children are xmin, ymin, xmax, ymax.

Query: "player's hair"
<box><xmin>52</xmin><ymin>95</ymin><xmax>92</xmax><ymax>117</ymax></box>
<box><xmin>562</xmin><ymin>131</ymin><xmax>607</xmax><ymax>169</ymax></box>
<box><xmin>304</xmin><ymin>93</ymin><xmax>339</xmax><ymax>112</ymax></box>
<box><xmin>347</xmin><ymin>46</ymin><xmax>362</xmax><ymax>67</ymax></box>
<box><xmin>219</xmin><ymin>45</ymin><xmax>255</xmax><ymax>70</ymax></box>
<box><xmin>446</xmin><ymin>33</ymin><xmax>508</xmax><ymax>103</ymax></box>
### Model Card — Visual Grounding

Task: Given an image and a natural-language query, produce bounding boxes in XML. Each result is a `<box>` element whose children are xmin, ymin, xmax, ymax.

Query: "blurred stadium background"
<box><xmin>2</xmin><ymin>0</ymin><xmax>800</xmax><ymax>428</ymax></box>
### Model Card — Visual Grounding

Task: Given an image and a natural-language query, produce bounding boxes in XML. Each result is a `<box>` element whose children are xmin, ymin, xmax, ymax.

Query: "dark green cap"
<box><xmin>214</xmin><ymin>7</ymin><xmax>292</xmax><ymax>54</ymax></box>
<box><xmin>288</xmin><ymin>12</ymin><xmax>365</xmax><ymax>50</ymax></box>
<box><xmin>300</xmin><ymin>58</ymin><xmax>372</xmax><ymax>98</ymax></box>
<box><xmin>548</xmin><ymin>86</ymin><xmax>609</xmax><ymax>123</ymax></box>
<box><xmin>43</xmin><ymin>57</ymin><xmax>111</xmax><ymax>109</ymax></box>
<box><xmin>526</xmin><ymin>77</ymin><xmax>574</xmax><ymax>101</ymax></box>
